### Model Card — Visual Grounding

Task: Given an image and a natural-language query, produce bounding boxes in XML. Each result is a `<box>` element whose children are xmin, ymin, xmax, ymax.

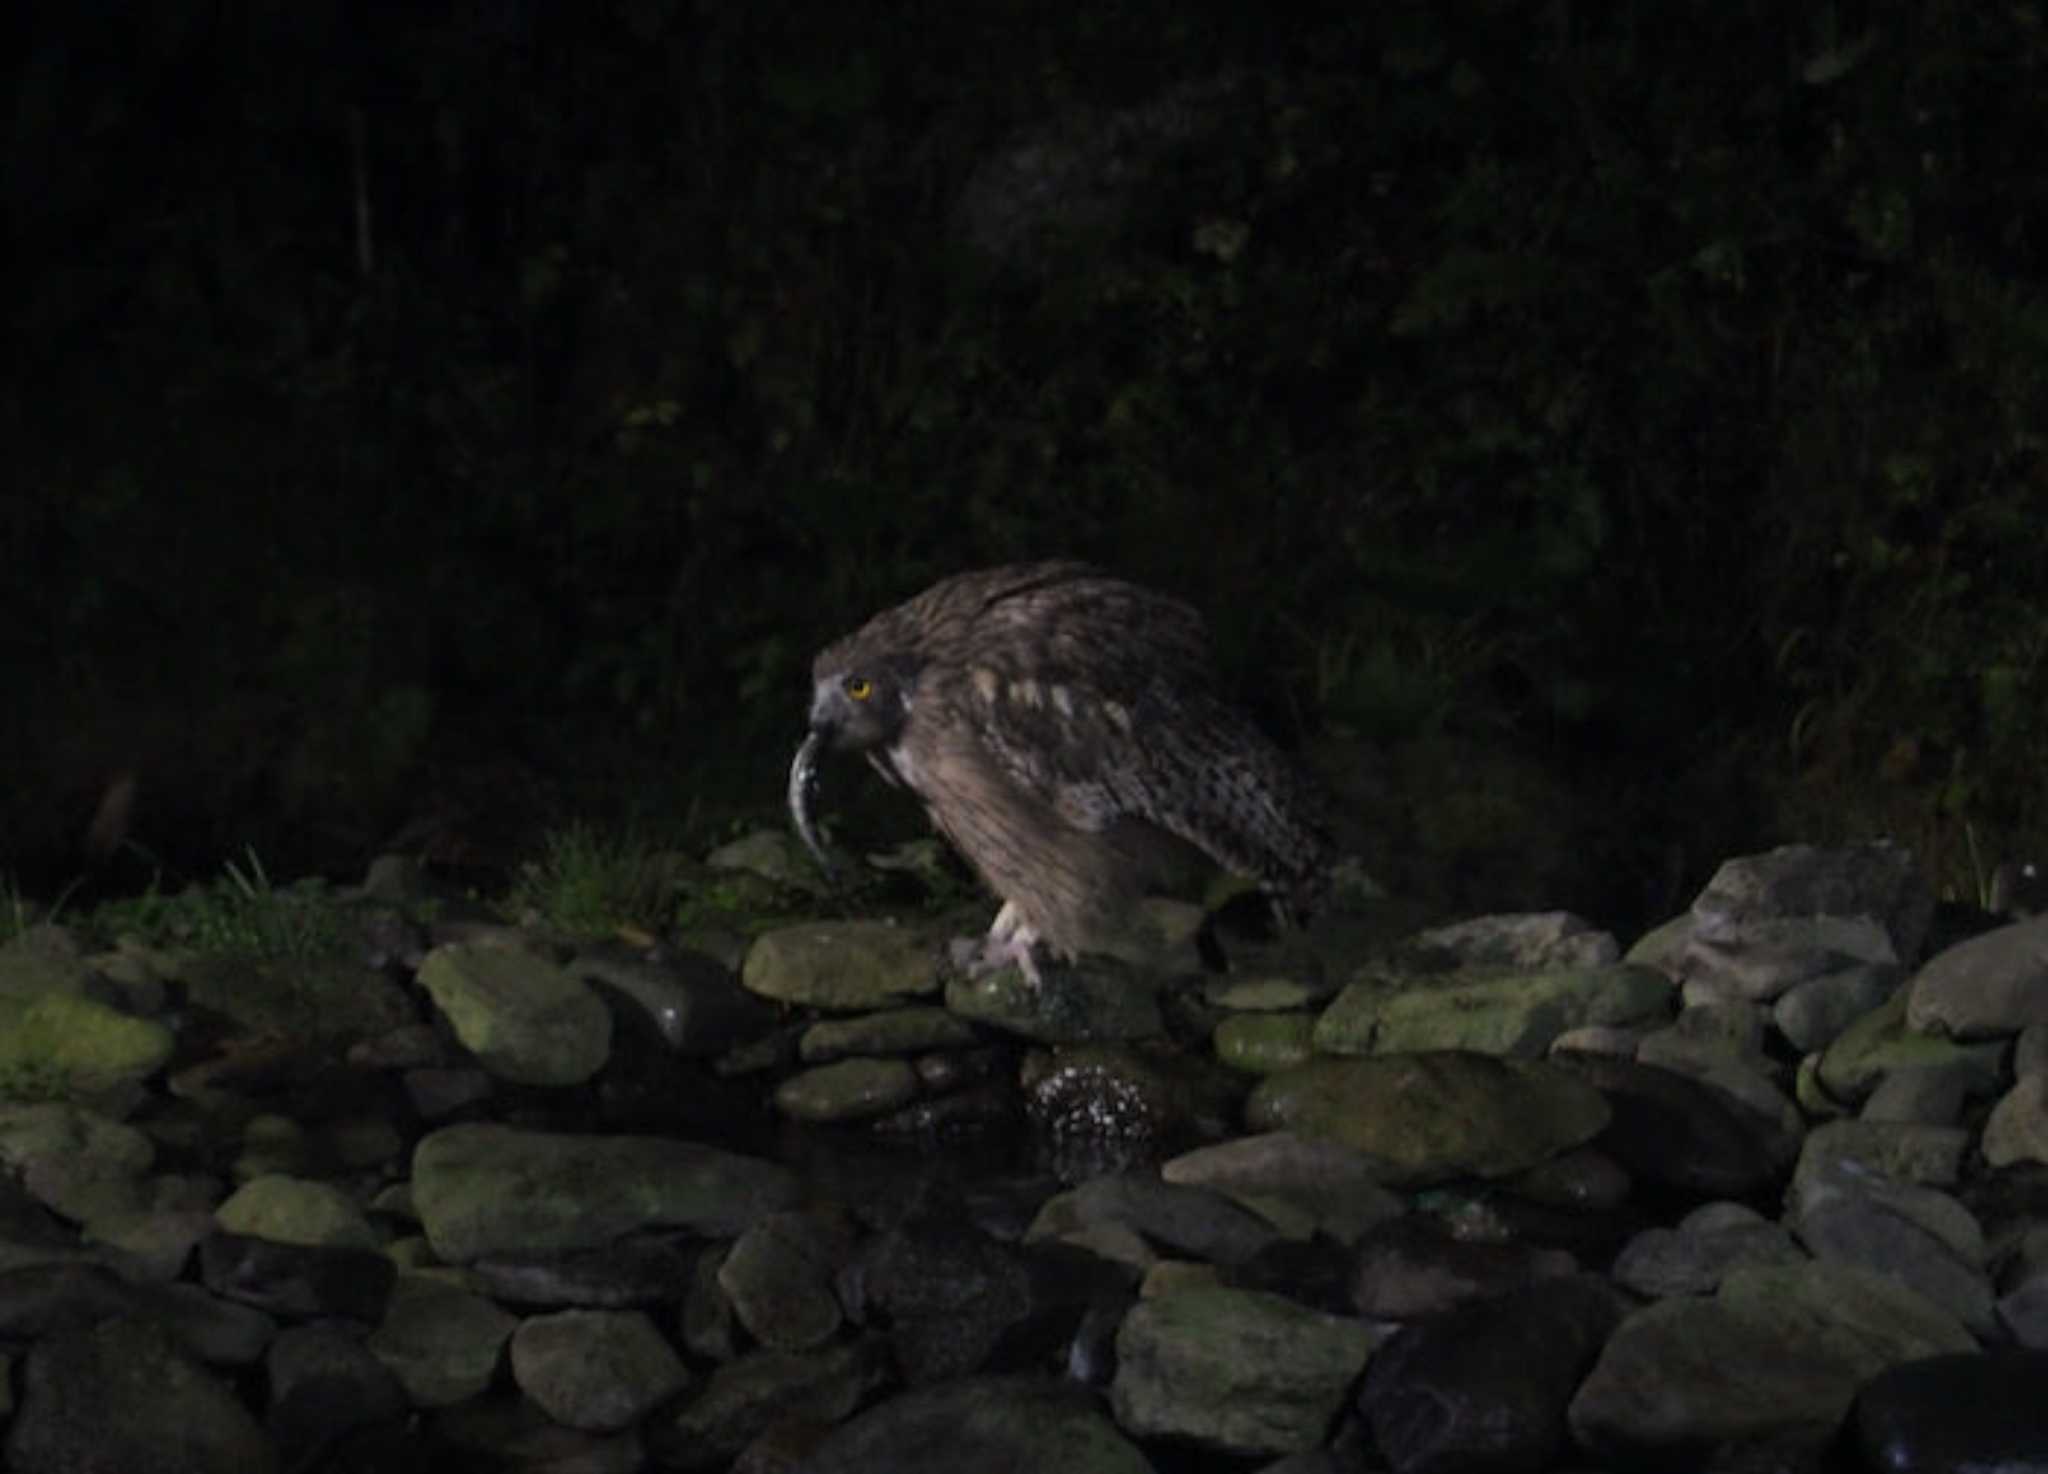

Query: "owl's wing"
<box><xmin>942</xmin><ymin>657</ymin><xmax>1327</xmax><ymax>903</ymax></box>
<box><xmin>950</xmin><ymin>661</ymin><xmax>1168</xmax><ymax>830</ymax></box>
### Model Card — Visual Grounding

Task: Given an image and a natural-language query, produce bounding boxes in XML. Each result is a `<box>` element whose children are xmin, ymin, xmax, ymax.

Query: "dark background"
<box><xmin>5</xmin><ymin>0</ymin><xmax>2044</xmax><ymax>929</ymax></box>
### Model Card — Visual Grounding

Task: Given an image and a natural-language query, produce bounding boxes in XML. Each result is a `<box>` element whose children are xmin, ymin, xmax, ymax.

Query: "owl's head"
<box><xmin>807</xmin><ymin>655</ymin><xmax>915</xmax><ymax>752</ymax></box>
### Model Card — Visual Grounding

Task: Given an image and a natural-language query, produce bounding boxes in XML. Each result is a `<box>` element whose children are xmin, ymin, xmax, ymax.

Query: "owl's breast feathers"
<box><xmin>799</xmin><ymin>561</ymin><xmax>1333</xmax><ymax>958</ymax></box>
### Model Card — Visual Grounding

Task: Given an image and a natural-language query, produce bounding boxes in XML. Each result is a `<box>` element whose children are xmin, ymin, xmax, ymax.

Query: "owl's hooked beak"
<box><xmin>787</xmin><ymin>727</ymin><xmax>839</xmax><ymax>882</ymax></box>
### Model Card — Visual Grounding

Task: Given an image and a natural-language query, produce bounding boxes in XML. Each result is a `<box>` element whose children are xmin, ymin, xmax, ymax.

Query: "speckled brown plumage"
<box><xmin>791</xmin><ymin>561</ymin><xmax>1332</xmax><ymax>981</ymax></box>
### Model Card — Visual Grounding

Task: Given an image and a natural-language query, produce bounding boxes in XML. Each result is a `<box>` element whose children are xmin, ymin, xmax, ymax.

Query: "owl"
<box><xmin>789</xmin><ymin>562</ymin><xmax>1333</xmax><ymax>984</ymax></box>
<box><xmin>782</xmin><ymin>556</ymin><xmax>1327</xmax><ymax>982</ymax></box>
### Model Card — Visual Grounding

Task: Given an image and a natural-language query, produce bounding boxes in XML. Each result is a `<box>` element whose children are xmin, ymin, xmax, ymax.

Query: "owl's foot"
<box><xmin>948</xmin><ymin>917</ymin><xmax>1046</xmax><ymax>987</ymax></box>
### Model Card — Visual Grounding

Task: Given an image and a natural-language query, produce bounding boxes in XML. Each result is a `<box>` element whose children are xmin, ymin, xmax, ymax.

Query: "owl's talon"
<box><xmin>949</xmin><ymin>930</ymin><xmax>1045</xmax><ymax>987</ymax></box>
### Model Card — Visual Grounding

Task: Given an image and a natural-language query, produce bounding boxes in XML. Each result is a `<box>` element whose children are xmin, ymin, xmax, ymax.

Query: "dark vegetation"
<box><xmin>5</xmin><ymin>0</ymin><xmax>2045</xmax><ymax>926</ymax></box>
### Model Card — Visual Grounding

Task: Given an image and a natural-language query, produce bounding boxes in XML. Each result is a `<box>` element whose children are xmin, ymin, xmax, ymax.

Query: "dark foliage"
<box><xmin>4</xmin><ymin>0</ymin><xmax>2045</xmax><ymax>908</ymax></box>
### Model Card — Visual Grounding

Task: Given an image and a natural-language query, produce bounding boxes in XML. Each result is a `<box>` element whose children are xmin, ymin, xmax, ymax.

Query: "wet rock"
<box><xmin>366</xmin><ymin>1275</ymin><xmax>519</xmax><ymax>1408</ymax></box>
<box><xmin>1315</xmin><ymin>963</ymin><xmax>1672</xmax><ymax>1058</ymax></box>
<box><xmin>468</xmin><ymin>1233</ymin><xmax>697</xmax><ymax>1308</ymax></box>
<box><xmin>139</xmin><ymin>1279</ymin><xmax>281</xmax><ymax>1364</ymax></box>
<box><xmin>948</xmin><ymin>959</ymin><xmax>1165</xmax><ymax>1042</ymax></box>
<box><xmin>1982</xmin><ymin>1073</ymin><xmax>2048</xmax><ymax>1167</ymax></box>
<box><xmin>0</xmin><ymin>1258</ymin><xmax>272</xmax><ymax>1365</ymax></box>
<box><xmin>1611</xmin><ymin>1202</ymin><xmax>1805</xmax><ymax>1298</ymax></box>
<box><xmin>849</xmin><ymin>1215</ymin><xmax>1128</xmax><ymax>1384</ymax></box>
<box><xmin>718</xmin><ymin>1209</ymin><xmax>852</xmax><ymax>1351</ymax></box>
<box><xmin>799</xmin><ymin>1005</ymin><xmax>980</xmax><ymax>1061</ymax></box>
<box><xmin>1562</xmin><ymin>1054</ymin><xmax>1799</xmax><ymax>1197</ymax></box>
<box><xmin>645</xmin><ymin>1337</ymin><xmax>892</xmax><ymax>1472</ymax></box>
<box><xmin>1962</xmin><ymin>1166</ymin><xmax>2048</xmax><ymax>1278</ymax></box>
<box><xmin>773</xmin><ymin>1057</ymin><xmax>921</xmax><ymax>1122</ymax></box>
<box><xmin>1348</xmin><ymin>1213</ymin><xmax>1578</xmax><ymax>1320</ymax></box>
<box><xmin>0</xmin><ymin>1176</ymin><xmax>83</xmax><ymax>1271</ymax></box>
<box><xmin>1860</xmin><ymin>1059</ymin><xmax>1984</xmax><ymax>1125</ymax></box>
<box><xmin>1021</xmin><ymin>1042</ymin><xmax>1237</xmax><ymax>1152</ymax></box>
<box><xmin>1248</xmin><ymin>1052</ymin><xmax>1611</xmax><ymax>1185</ymax></box>
<box><xmin>325</xmin><ymin>1111</ymin><xmax>408</xmax><ymax>1170</ymax></box>
<box><xmin>874</xmin><ymin>1079</ymin><xmax>1021</xmax><ymax>1136</ymax></box>
<box><xmin>1360</xmin><ymin>1273</ymin><xmax>1628</xmax><ymax>1473</ymax></box>
<box><xmin>1222</xmin><ymin>1234</ymin><xmax>1360</xmax><ymax>1316</ymax></box>
<box><xmin>1110</xmin><ymin>1285</ymin><xmax>1377</xmax><ymax>1456</ymax></box>
<box><xmin>215</xmin><ymin>1172</ymin><xmax>382</xmax><ymax>1249</ymax></box>
<box><xmin>1505</xmin><ymin>1144</ymin><xmax>1632</xmax><ymax>1212</ymax></box>
<box><xmin>1771</xmin><ymin>963</ymin><xmax>1899</xmax><ymax>1052</ymax></box>
<box><xmin>1161</xmin><ymin>1131</ymin><xmax>1406</xmax><ymax>1245</ymax></box>
<box><xmin>86</xmin><ymin>1190</ymin><xmax>207</xmax><ymax>1283</ymax></box>
<box><xmin>200</xmin><ymin>1231</ymin><xmax>395</xmax><ymax>1321</ymax></box>
<box><xmin>1794</xmin><ymin>1116</ymin><xmax>1971</xmax><ymax>1190</ymax></box>
<box><xmin>1205</xmin><ymin>973</ymin><xmax>1341</xmax><ymax>1012</ymax></box>
<box><xmin>1680</xmin><ymin>842</ymin><xmax>1931</xmax><ymax>1003</ymax></box>
<box><xmin>401</xmin><ymin>1064</ymin><xmax>495</xmax><ymax>1120</ymax></box>
<box><xmin>1567</xmin><ymin>1260</ymin><xmax>1975</xmax><ymax>1459</ymax></box>
<box><xmin>1787</xmin><ymin>1149</ymin><xmax>1995</xmax><ymax>1336</ymax></box>
<box><xmin>840</xmin><ymin>1214</ymin><xmax>1036</xmax><ymax>1381</ymax></box>
<box><xmin>1028</xmin><ymin>1171</ymin><xmax>1283</xmax><ymax>1267</ymax></box>
<box><xmin>431</xmin><ymin>1390</ymin><xmax>647</xmax><ymax>1473</ymax></box>
<box><xmin>1634</xmin><ymin>1034</ymin><xmax>1802</xmax><ymax>1143</ymax></box>
<box><xmin>0</xmin><ymin>989</ymin><xmax>175</xmax><ymax>1103</ymax></box>
<box><xmin>5</xmin><ymin>1315</ymin><xmax>280</xmax><ymax>1474</ymax></box>
<box><xmin>1851</xmin><ymin>1350</ymin><xmax>2048</xmax><ymax>1473</ymax></box>
<box><xmin>742</xmin><ymin>921</ymin><xmax>939</xmax><ymax>1010</ymax></box>
<box><xmin>509</xmin><ymin>1308</ymin><xmax>691</xmax><ymax>1432</ymax></box>
<box><xmin>1213</xmin><ymin>1011</ymin><xmax>1318</xmax><ymax>1074</ymax></box>
<box><xmin>181</xmin><ymin>953</ymin><xmax>418</xmax><ymax>1043</ymax></box>
<box><xmin>1817</xmin><ymin>985</ymin><xmax>2007</xmax><ymax>1104</ymax></box>
<box><xmin>416</xmin><ymin>940</ymin><xmax>612</xmax><ymax>1086</ymax></box>
<box><xmin>2017</xmin><ymin>1021</ymin><xmax>2048</xmax><ymax>1078</ymax></box>
<box><xmin>1625</xmin><ymin>911</ymin><xmax>1692</xmax><ymax>971</ymax></box>
<box><xmin>1408</xmin><ymin>911</ymin><xmax>1623</xmax><ymax>970</ymax></box>
<box><xmin>232</xmin><ymin>1113</ymin><xmax>313</xmax><ymax>1181</ymax></box>
<box><xmin>682</xmin><ymin>1244</ymin><xmax>741</xmax><ymax>1362</ymax></box>
<box><xmin>800</xmin><ymin>1373</ymin><xmax>1154</xmax><ymax>1474</ymax></box>
<box><xmin>411</xmin><ymin>1122</ymin><xmax>800</xmax><ymax>1261</ymax></box>
<box><xmin>1997</xmin><ymin>1272</ymin><xmax>2048</xmax><ymax>1347</ymax></box>
<box><xmin>1645</xmin><ymin>995</ymin><xmax>1767</xmax><ymax>1057</ymax></box>
<box><xmin>11</xmin><ymin>825</ymin><xmax>2048</xmax><ymax>1473</ymax></box>
<box><xmin>908</xmin><ymin>1042</ymin><xmax>1009</xmax><ymax>1094</ymax></box>
<box><xmin>264</xmin><ymin>1322</ymin><xmax>410</xmax><ymax>1456</ymax></box>
<box><xmin>0</xmin><ymin>1101</ymin><xmax>155</xmax><ymax>1223</ymax></box>
<box><xmin>707</xmin><ymin>828</ymin><xmax>827</xmax><ymax>890</ymax></box>
<box><xmin>572</xmin><ymin>945</ymin><xmax>775</xmax><ymax>1056</ymax></box>
<box><xmin>1908</xmin><ymin>913</ymin><xmax>2048</xmax><ymax>1038</ymax></box>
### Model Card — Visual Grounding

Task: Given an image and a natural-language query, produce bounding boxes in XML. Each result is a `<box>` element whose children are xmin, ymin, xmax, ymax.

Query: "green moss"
<box><xmin>0</xmin><ymin>991</ymin><xmax>174</xmax><ymax>1103</ymax></box>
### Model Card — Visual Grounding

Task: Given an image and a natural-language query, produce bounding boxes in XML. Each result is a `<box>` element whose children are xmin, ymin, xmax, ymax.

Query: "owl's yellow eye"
<box><xmin>845</xmin><ymin>676</ymin><xmax>874</xmax><ymax>701</ymax></box>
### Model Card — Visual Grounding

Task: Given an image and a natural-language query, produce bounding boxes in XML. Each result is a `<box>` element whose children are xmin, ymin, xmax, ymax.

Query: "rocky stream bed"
<box><xmin>1</xmin><ymin>838</ymin><xmax>2045</xmax><ymax>1472</ymax></box>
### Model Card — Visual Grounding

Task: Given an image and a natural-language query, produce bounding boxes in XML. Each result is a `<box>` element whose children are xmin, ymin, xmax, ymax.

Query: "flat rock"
<box><xmin>1246</xmin><ymin>1052</ymin><xmax>1611</xmax><ymax>1184</ymax></box>
<box><xmin>799</xmin><ymin>1373</ymin><xmax>1156</xmax><ymax>1474</ymax></box>
<box><xmin>1908</xmin><ymin>913</ymin><xmax>2048</xmax><ymax>1039</ymax></box>
<box><xmin>411</xmin><ymin>1123</ymin><xmax>800</xmax><ymax>1262</ymax></box>
<box><xmin>1360</xmin><ymin>1273</ymin><xmax>1628</xmax><ymax>1473</ymax></box>
<box><xmin>1568</xmin><ymin>1260</ymin><xmax>1974</xmax><ymax>1460</ymax></box>
<box><xmin>742</xmin><ymin>921</ymin><xmax>939</xmax><ymax>1010</ymax></box>
<box><xmin>509</xmin><ymin>1308</ymin><xmax>691</xmax><ymax>1433</ymax></box>
<box><xmin>415</xmin><ymin>941</ymin><xmax>612</xmax><ymax>1086</ymax></box>
<box><xmin>1110</xmin><ymin>1286</ymin><xmax>1376</xmax><ymax>1457</ymax></box>
<box><xmin>1314</xmin><ymin>964</ymin><xmax>1672</xmax><ymax>1058</ymax></box>
<box><xmin>5</xmin><ymin>1316</ymin><xmax>279</xmax><ymax>1474</ymax></box>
